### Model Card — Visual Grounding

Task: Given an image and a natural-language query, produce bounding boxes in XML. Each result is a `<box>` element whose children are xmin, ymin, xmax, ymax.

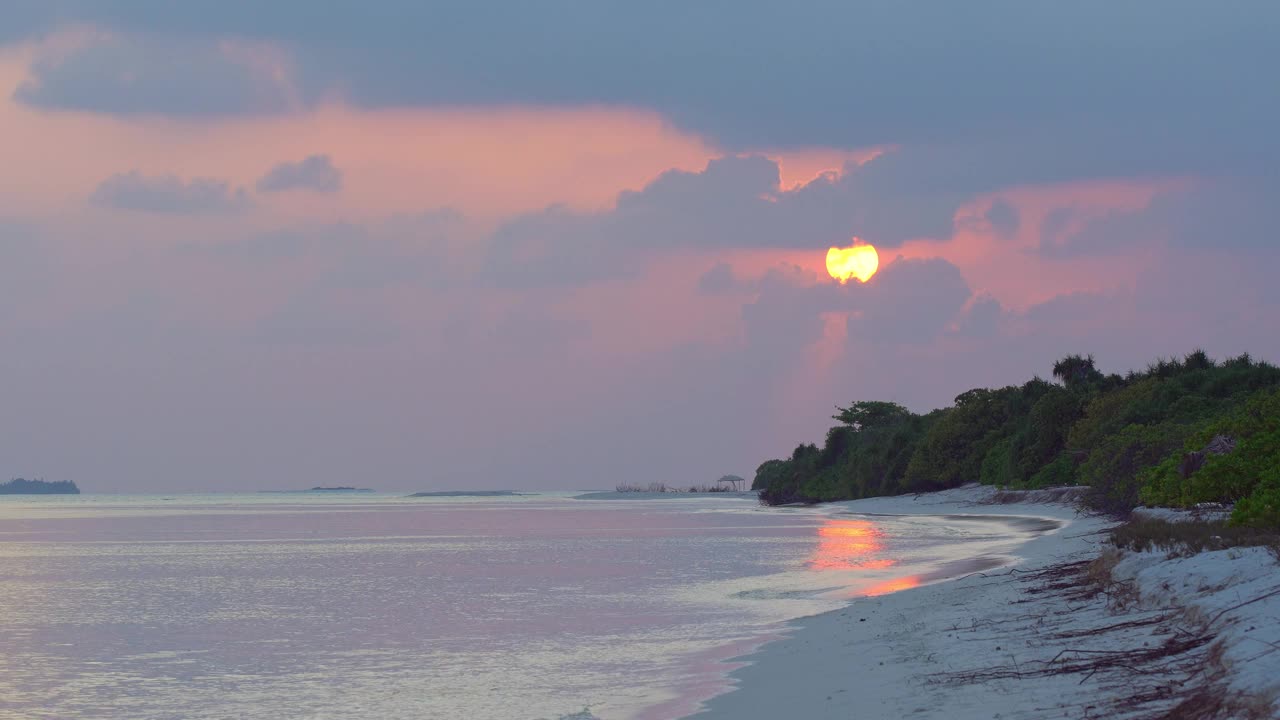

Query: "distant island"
<box><xmin>259</xmin><ymin>486</ymin><xmax>376</xmax><ymax>494</ymax></box>
<box><xmin>408</xmin><ymin>490</ymin><xmax>525</xmax><ymax>497</ymax></box>
<box><xmin>0</xmin><ymin>478</ymin><xmax>80</xmax><ymax>495</ymax></box>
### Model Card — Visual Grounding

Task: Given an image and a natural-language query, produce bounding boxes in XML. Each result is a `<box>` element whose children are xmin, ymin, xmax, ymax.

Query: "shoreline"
<box><xmin>686</xmin><ymin>485</ymin><xmax>1280</xmax><ymax>719</ymax></box>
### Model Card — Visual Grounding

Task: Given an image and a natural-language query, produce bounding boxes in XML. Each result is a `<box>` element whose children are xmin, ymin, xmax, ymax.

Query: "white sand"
<box><xmin>690</xmin><ymin>486</ymin><xmax>1280</xmax><ymax>719</ymax></box>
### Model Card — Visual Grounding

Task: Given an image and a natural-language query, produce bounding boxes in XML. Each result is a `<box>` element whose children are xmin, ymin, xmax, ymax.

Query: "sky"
<box><xmin>2</xmin><ymin>2</ymin><xmax>1279</xmax><ymax>492</ymax></box>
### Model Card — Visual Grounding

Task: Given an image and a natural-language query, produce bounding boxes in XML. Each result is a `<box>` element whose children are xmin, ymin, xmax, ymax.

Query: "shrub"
<box><xmin>1027</xmin><ymin>453</ymin><xmax>1078</xmax><ymax>488</ymax></box>
<box><xmin>1111</xmin><ymin>518</ymin><xmax>1280</xmax><ymax>556</ymax></box>
<box><xmin>1232</xmin><ymin>471</ymin><xmax>1280</xmax><ymax>527</ymax></box>
<box><xmin>1080</xmin><ymin>422</ymin><xmax>1195</xmax><ymax>515</ymax></box>
<box><xmin>979</xmin><ymin>436</ymin><xmax>1017</xmax><ymax>486</ymax></box>
<box><xmin>903</xmin><ymin>386</ymin><xmax>1019</xmax><ymax>491</ymax></box>
<box><xmin>1139</xmin><ymin>388</ymin><xmax>1280</xmax><ymax>516</ymax></box>
<box><xmin>751</xmin><ymin>459</ymin><xmax>789</xmax><ymax>491</ymax></box>
<box><xmin>1018</xmin><ymin>388</ymin><xmax>1084</xmax><ymax>476</ymax></box>
<box><xmin>1067</xmin><ymin>378</ymin><xmax>1162</xmax><ymax>454</ymax></box>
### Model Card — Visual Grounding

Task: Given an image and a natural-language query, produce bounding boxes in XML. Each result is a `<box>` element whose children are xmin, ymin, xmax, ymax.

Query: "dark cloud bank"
<box><xmin>8</xmin><ymin>2</ymin><xmax>1278</xmax><ymax>176</ymax></box>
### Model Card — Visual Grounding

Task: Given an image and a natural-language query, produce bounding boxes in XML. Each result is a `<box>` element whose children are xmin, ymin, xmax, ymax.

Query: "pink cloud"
<box><xmin>891</xmin><ymin>177</ymin><xmax>1187</xmax><ymax>311</ymax></box>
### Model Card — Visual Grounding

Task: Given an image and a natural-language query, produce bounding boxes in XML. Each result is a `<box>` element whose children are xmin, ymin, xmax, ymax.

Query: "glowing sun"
<box><xmin>826</xmin><ymin>240</ymin><xmax>879</xmax><ymax>283</ymax></box>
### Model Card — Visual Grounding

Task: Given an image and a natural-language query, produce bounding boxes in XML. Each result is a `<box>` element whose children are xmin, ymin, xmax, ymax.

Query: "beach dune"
<box><xmin>691</xmin><ymin>486</ymin><xmax>1280</xmax><ymax>719</ymax></box>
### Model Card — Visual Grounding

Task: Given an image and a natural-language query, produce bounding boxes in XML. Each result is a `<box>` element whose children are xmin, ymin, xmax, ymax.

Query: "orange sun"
<box><xmin>825</xmin><ymin>240</ymin><xmax>879</xmax><ymax>284</ymax></box>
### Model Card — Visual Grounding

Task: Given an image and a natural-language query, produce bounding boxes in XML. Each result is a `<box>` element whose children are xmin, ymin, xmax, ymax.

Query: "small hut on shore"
<box><xmin>717</xmin><ymin>475</ymin><xmax>746</xmax><ymax>492</ymax></box>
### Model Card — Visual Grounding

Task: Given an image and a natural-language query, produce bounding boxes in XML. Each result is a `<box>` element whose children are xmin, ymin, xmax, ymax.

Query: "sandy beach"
<box><xmin>691</xmin><ymin>486</ymin><xmax>1280</xmax><ymax>719</ymax></box>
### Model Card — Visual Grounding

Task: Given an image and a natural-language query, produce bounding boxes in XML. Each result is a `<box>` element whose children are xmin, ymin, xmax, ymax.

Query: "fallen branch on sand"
<box><xmin>925</xmin><ymin>559</ymin><xmax>1278</xmax><ymax>719</ymax></box>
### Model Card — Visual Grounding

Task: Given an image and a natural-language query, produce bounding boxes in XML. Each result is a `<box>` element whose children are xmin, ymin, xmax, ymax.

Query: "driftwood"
<box><xmin>926</xmin><ymin>558</ymin><xmax>1277</xmax><ymax>719</ymax></box>
<box><xmin>1179</xmin><ymin>434</ymin><xmax>1237</xmax><ymax>478</ymax></box>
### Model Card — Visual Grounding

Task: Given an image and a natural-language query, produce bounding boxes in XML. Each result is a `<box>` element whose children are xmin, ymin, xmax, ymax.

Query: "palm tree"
<box><xmin>1052</xmin><ymin>354</ymin><xmax>1099</xmax><ymax>389</ymax></box>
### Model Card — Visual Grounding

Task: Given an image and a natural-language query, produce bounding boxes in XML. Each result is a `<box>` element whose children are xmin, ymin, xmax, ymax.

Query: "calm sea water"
<box><xmin>0</xmin><ymin>493</ymin><xmax>1057</xmax><ymax>720</ymax></box>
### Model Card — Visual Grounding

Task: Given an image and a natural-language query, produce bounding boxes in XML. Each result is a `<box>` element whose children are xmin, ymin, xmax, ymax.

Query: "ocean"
<box><xmin>0</xmin><ymin>492</ymin><xmax>1057</xmax><ymax>719</ymax></box>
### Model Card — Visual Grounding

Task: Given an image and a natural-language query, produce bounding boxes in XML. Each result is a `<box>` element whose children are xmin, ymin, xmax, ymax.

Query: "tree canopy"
<box><xmin>752</xmin><ymin>351</ymin><xmax>1280</xmax><ymax>527</ymax></box>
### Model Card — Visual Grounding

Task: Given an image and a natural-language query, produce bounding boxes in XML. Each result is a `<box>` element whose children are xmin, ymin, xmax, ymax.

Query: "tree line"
<box><xmin>753</xmin><ymin>351</ymin><xmax>1280</xmax><ymax>527</ymax></box>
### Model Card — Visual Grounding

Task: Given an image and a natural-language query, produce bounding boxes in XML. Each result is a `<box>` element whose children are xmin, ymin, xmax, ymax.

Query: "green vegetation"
<box><xmin>1110</xmin><ymin>518</ymin><xmax>1280</xmax><ymax>558</ymax></box>
<box><xmin>753</xmin><ymin>351</ymin><xmax>1280</xmax><ymax>526</ymax></box>
<box><xmin>1139</xmin><ymin>386</ymin><xmax>1280</xmax><ymax>525</ymax></box>
<box><xmin>0</xmin><ymin>478</ymin><xmax>80</xmax><ymax>495</ymax></box>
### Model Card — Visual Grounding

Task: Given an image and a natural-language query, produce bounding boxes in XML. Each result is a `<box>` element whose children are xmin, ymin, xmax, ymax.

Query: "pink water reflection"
<box><xmin>807</xmin><ymin>518</ymin><xmax>894</xmax><ymax>571</ymax></box>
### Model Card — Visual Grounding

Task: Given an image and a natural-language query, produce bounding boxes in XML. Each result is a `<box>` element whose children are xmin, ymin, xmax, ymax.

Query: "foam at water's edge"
<box><xmin>679</xmin><ymin>497</ymin><xmax>1081</xmax><ymax>719</ymax></box>
<box><xmin>542</xmin><ymin>709</ymin><xmax>600</xmax><ymax>720</ymax></box>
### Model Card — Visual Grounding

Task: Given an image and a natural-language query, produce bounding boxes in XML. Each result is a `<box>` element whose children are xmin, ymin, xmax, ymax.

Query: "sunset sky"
<box><xmin>3</xmin><ymin>3</ymin><xmax>1279</xmax><ymax>491</ymax></box>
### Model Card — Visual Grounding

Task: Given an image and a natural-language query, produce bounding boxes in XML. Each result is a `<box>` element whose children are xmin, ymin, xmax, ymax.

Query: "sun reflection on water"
<box><xmin>808</xmin><ymin>519</ymin><xmax>890</xmax><ymax>571</ymax></box>
<box><xmin>808</xmin><ymin>517</ymin><xmax>925</xmax><ymax>598</ymax></box>
<box><xmin>862</xmin><ymin>575</ymin><xmax>922</xmax><ymax>597</ymax></box>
